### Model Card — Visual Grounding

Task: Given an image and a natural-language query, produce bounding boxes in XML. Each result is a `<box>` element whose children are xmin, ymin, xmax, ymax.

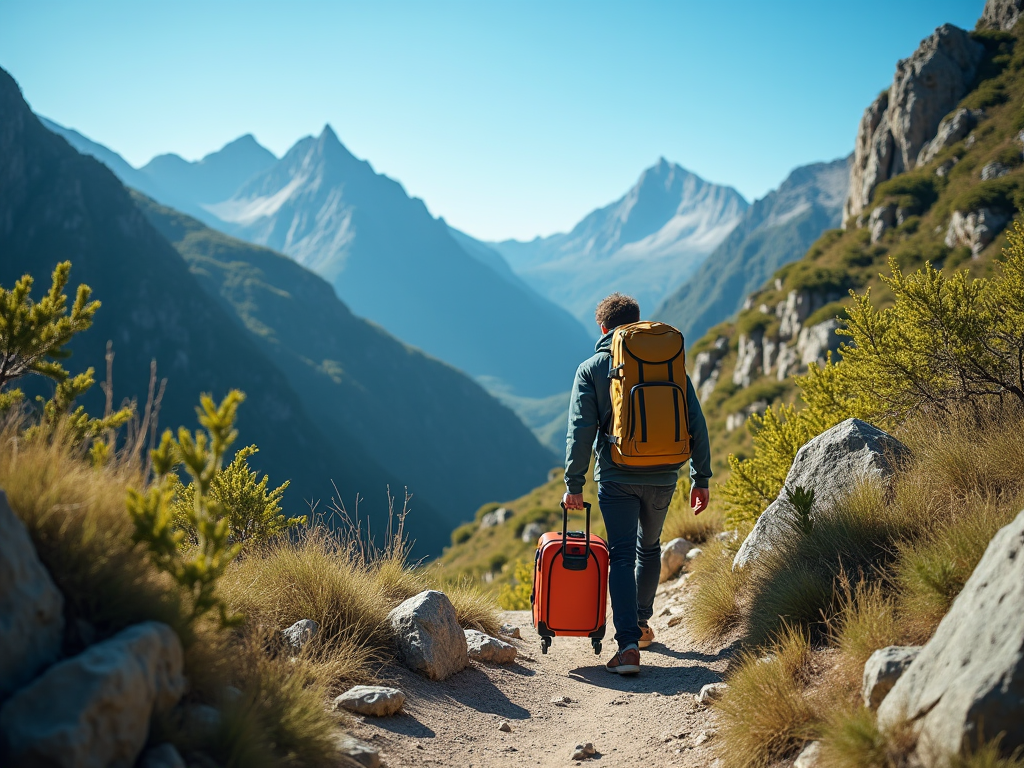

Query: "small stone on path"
<box><xmin>570</xmin><ymin>742</ymin><xmax>597</xmax><ymax>760</ymax></box>
<box><xmin>693</xmin><ymin>729</ymin><xmax>717</xmax><ymax>746</ymax></box>
<box><xmin>498</xmin><ymin>720</ymin><xmax>511</xmax><ymax>732</ymax></box>
<box><xmin>465</xmin><ymin>629</ymin><xmax>517</xmax><ymax>664</ymax></box>
<box><xmin>499</xmin><ymin>623</ymin><xmax>521</xmax><ymax>639</ymax></box>
<box><xmin>333</xmin><ymin>685</ymin><xmax>405</xmax><ymax>717</ymax></box>
<box><xmin>696</xmin><ymin>682</ymin><xmax>728</xmax><ymax>705</ymax></box>
<box><xmin>551</xmin><ymin>695</ymin><xmax>572</xmax><ymax>706</ymax></box>
<box><xmin>336</xmin><ymin>736</ymin><xmax>380</xmax><ymax>768</ymax></box>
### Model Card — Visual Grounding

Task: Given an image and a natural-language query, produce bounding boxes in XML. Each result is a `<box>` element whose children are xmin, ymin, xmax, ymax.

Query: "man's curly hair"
<box><xmin>595</xmin><ymin>293</ymin><xmax>640</xmax><ymax>330</ymax></box>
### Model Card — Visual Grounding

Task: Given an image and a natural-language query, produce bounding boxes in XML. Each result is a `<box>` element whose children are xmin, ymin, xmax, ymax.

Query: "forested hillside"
<box><xmin>0</xmin><ymin>67</ymin><xmax>457</xmax><ymax>553</ymax></box>
<box><xmin>136</xmin><ymin>194</ymin><xmax>558</xmax><ymax>531</ymax></box>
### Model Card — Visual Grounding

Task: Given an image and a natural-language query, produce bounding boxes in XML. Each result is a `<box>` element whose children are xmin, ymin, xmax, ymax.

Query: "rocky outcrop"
<box><xmin>733</xmin><ymin>328</ymin><xmax>765</xmax><ymax>388</ymax></box>
<box><xmin>0</xmin><ymin>621</ymin><xmax>186</xmax><ymax>768</ymax></box>
<box><xmin>479</xmin><ymin>507</ymin><xmax>513</xmax><ymax>529</ymax></box>
<box><xmin>734</xmin><ymin>419</ymin><xmax>908</xmax><ymax>570</ymax></box>
<box><xmin>692</xmin><ymin>336</ymin><xmax>728</xmax><ymax>401</ymax></box>
<box><xmin>465</xmin><ymin>630</ymin><xmax>518</xmax><ymax>664</ymax></box>
<box><xmin>844</xmin><ymin>25</ymin><xmax>984</xmax><ymax>225</ymax></box>
<box><xmin>978</xmin><ymin>0</ymin><xmax>1024</xmax><ymax>31</ymax></box>
<box><xmin>944</xmin><ymin>207</ymin><xmax>1012</xmax><ymax>256</ymax></box>
<box><xmin>388</xmin><ymin>590</ymin><xmax>468</xmax><ymax>680</ymax></box>
<box><xmin>725</xmin><ymin>400</ymin><xmax>768</xmax><ymax>433</ymax></box>
<box><xmin>728</xmin><ymin>289</ymin><xmax>845</xmax><ymax>393</ymax></box>
<box><xmin>863</xmin><ymin>646</ymin><xmax>921</xmax><ymax>709</ymax></box>
<box><xmin>0</xmin><ymin>489</ymin><xmax>64</xmax><ymax>701</ymax></box>
<box><xmin>917</xmin><ymin>109</ymin><xmax>983</xmax><ymax>166</ymax></box>
<box><xmin>877</xmin><ymin>507</ymin><xmax>1024</xmax><ymax>763</ymax></box>
<box><xmin>333</xmin><ymin>685</ymin><xmax>406</xmax><ymax>717</ymax></box>
<box><xmin>797</xmin><ymin>319</ymin><xmax>843</xmax><ymax>367</ymax></box>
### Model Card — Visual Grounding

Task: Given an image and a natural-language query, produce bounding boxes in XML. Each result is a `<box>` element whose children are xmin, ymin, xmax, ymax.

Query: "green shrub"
<box><xmin>721</xmin><ymin>380</ymin><xmax>786</xmax><ymax>415</ymax></box>
<box><xmin>173</xmin><ymin>445</ymin><xmax>302</xmax><ymax>546</ymax></box>
<box><xmin>804</xmin><ymin>300</ymin><xmax>849</xmax><ymax>329</ymax></box>
<box><xmin>451</xmin><ymin>522</ymin><xmax>475</xmax><ymax>546</ymax></box>
<box><xmin>805</xmin><ymin>229</ymin><xmax>845</xmax><ymax>261</ymax></box>
<box><xmin>474</xmin><ymin>501</ymin><xmax>502</xmax><ymax>522</ymax></box>
<box><xmin>735</xmin><ymin>311</ymin><xmax>775</xmax><ymax>337</ymax></box>
<box><xmin>498</xmin><ymin>558</ymin><xmax>533</xmax><ymax>610</ymax></box>
<box><xmin>873</xmin><ymin>173</ymin><xmax>938</xmax><ymax>212</ymax></box>
<box><xmin>951</xmin><ymin>175</ymin><xmax>1022</xmax><ymax>214</ymax></box>
<box><xmin>960</xmin><ymin>78</ymin><xmax>1008</xmax><ymax>110</ymax></box>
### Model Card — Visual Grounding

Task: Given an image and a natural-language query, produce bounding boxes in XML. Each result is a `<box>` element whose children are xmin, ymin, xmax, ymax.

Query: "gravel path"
<box><xmin>349</xmin><ymin>574</ymin><xmax>736</xmax><ymax>767</ymax></box>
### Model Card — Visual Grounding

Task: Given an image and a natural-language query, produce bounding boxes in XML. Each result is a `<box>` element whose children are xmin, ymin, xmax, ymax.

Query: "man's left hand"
<box><xmin>690</xmin><ymin>486</ymin><xmax>709</xmax><ymax>515</ymax></box>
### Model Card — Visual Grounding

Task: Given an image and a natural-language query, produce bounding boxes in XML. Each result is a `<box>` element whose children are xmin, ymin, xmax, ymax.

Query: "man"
<box><xmin>563</xmin><ymin>292</ymin><xmax>711</xmax><ymax>675</ymax></box>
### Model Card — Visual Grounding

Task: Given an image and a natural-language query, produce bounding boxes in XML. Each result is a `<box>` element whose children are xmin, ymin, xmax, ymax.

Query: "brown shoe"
<box><xmin>638</xmin><ymin>625</ymin><xmax>655</xmax><ymax>649</ymax></box>
<box><xmin>605</xmin><ymin>645</ymin><xmax>641</xmax><ymax>675</ymax></box>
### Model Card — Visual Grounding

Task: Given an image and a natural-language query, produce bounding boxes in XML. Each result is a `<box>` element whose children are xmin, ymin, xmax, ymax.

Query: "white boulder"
<box><xmin>388</xmin><ymin>590</ymin><xmax>468</xmax><ymax>680</ymax></box>
<box><xmin>0</xmin><ymin>489</ymin><xmax>64</xmax><ymax>701</ymax></box>
<box><xmin>877</xmin><ymin>508</ymin><xmax>1024</xmax><ymax>762</ymax></box>
<box><xmin>0</xmin><ymin>621</ymin><xmax>186</xmax><ymax>768</ymax></box>
<box><xmin>659</xmin><ymin>538</ymin><xmax>695</xmax><ymax>582</ymax></box>
<box><xmin>734</xmin><ymin>419</ymin><xmax>908</xmax><ymax>570</ymax></box>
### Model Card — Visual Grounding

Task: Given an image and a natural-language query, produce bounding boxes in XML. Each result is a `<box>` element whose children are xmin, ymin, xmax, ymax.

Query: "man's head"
<box><xmin>595</xmin><ymin>293</ymin><xmax>640</xmax><ymax>333</ymax></box>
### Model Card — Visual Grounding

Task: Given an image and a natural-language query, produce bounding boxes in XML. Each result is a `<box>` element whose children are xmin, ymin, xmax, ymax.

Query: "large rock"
<box><xmin>692</xmin><ymin>336</ymin><xmax>728</xmax><ymax>392</ymax></box>
<box><xmin>944</xmin><ymin>207</ymin><xmax>1011</xmax><ymax>257</ymax></box>
<box><xmin>0</xmin><ymin>621</ymin><xmax>186</xmax><ymax>768</ymax></box>
<box><xmin>336</xmin><ymin>736</ymin><xmax>381</xmax><ymax>768</ymax></box>
<box><xmin>862</xmin><ymin>645</ymin><xmax>921</xmax><ymax>709</ymax></box>
<box><xmin>733</xmin><ymin>419</ymin><xmax>908</xmax><ymax>570</ymax></box>
<box><xmin>660</xmin><ymin>538</ymin><xmax>695</xmax><ymax>582</ymax></box>
<box><xmin>465</xmin><ymin>630</ymin><xmax>517</xmax><ymax>664</ymax></box>
<box><xmin>877</xmin><ymin>508</ymin><xmax>1024</xmax><ymax>762</ymax></box>
<box><xmin>333</xmin><ymin>685</ymin><xmax>405</xmax><ymax>717</ymax></box>
<box><xmin>388</xmin><ymin>590</ymin><xmax>468</xmax><ymax>680</ymax></box>
<box><xmin>0</xmin><ymin>489</ymin><xmax>64</xmax><ymax>701</ymax></box>
<box><xmin>844</xmin><ymin>24</ymin><xmax>984</xmax><ymax>225</ymax></box>
<box><xmin>978</xmin><ymin>0</ymin><xmax>1024</xmax><ymax>31</ymax></box>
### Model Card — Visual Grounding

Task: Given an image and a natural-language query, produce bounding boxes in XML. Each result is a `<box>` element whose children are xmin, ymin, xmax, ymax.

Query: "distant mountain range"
<box><xmin>5</xmin><ymin>68</ymin><xmax>563</xmax><ymax>554</ymax></box>
<box><xmin>655</xmin><ymin>156</ymin><xmax>851</xmax><ymax>344</ymax></box>
<box><xmin>42</xmin><ymin>119</ymin><xmax>592</xmax><ymax>399</ymax></box>
<box><xmin>485</xmin><ymin>160</ymin><xmax>749</xmax><ymax>324</ymax></box>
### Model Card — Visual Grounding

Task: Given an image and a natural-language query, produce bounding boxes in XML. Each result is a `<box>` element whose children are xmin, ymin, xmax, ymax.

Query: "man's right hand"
<box><xmin>562</xmin><ymin>492</ymin><xmax>585</xmax><ymax>510</ymax></box>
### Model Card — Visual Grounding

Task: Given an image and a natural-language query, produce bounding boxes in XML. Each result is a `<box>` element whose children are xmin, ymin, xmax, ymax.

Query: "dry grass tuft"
<box><xmin>830</xmin><ymin>581</ymin><xmax>900</xmax><ymax>687</ymax></box>
<box><xmin>685</xmin><ymin>537</ymin><xmax>747</xmax><ymax>642</ymax></box>
<box><xmin>716</xmin><ymin>625</ymin><xmax>818</xmax><ymax>768</ymax></box>
<box><xmin>818</xmin><ymin>705</ymin><xmax>918</xmax><ymax>768</ymax></box>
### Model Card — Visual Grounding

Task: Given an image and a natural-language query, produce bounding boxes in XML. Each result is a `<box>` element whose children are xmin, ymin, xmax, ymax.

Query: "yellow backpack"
<box><xmin>606</xmin><ymin>321</ymin><xmax>691</xmax><ymax>470</ymax></box>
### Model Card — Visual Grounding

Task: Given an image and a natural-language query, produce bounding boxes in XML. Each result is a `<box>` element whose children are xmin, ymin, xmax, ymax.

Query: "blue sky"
<box><xmin>2</xmin><ymin>0</ymin><xmax>983</xmax><ymax>241</ymax></box>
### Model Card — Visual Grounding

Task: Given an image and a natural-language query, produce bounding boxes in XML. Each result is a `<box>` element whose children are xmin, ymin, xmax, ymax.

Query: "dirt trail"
<box><xmin>349</xmin><ymin>575</ymin><xmax>735</xmax><ymax>767</ymax></box>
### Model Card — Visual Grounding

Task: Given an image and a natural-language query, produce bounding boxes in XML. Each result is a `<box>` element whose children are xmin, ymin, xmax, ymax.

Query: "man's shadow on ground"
<box><xmin>566</xmin><ymin>639</ymin><xmax>738</xmax><ymax>694</ymax></box>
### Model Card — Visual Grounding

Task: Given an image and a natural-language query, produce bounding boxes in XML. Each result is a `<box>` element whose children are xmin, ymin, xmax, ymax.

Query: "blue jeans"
<box><xmin>598</xmin><ymin>481</ymin><xmax>676</xmax><ymax>650</ymax></box>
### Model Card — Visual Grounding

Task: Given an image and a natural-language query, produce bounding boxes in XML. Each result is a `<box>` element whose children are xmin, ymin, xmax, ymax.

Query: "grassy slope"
<box><xmin>135</xmin><ymin>194</ymin><xmax>558</xmax><ymax>540</ymax></box>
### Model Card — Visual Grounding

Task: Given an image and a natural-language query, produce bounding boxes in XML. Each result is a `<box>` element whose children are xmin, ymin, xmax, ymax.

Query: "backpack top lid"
<box><xmin>613</xmin><ymin>321</ymin><xmax>684</xmax><ymax>364</ymax></box>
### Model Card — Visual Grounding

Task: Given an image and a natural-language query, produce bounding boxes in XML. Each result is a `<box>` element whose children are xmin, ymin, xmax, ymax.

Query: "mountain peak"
<box><xmin>319</xmin><ymin>124</ymin><xmax>340</xmax><ymax>144</ymax></box>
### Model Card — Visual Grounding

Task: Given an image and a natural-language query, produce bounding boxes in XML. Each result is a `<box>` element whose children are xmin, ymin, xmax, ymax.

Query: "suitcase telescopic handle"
<box><xmin>559</xmin><ymin>501</ymin><xmax>592</xmax><ymax>570</ymax></box>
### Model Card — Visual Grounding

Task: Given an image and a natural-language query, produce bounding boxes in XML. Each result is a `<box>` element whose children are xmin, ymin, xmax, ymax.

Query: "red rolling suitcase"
<box><xmin>531</xmin><ymin>502</ymin><xmax>609</xmax><ymax>655</ymax></box>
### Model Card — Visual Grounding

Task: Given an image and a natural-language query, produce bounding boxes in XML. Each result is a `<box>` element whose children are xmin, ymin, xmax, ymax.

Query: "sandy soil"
<box><xmin>349</xmin><ymin>573</ymin><xmax>736</xmax><ymax>768</ymax></box>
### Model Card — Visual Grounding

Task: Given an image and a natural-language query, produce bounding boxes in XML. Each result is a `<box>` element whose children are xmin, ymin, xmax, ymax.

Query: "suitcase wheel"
<box><xmin>592</xmin><ymin>638</ymin><xmax>602</xmax><ymax>655</ymax></box>
<box><xmin>540</xmin><ymin>636</ymin><xmax>551</xmax><ymax>655</ymax></box>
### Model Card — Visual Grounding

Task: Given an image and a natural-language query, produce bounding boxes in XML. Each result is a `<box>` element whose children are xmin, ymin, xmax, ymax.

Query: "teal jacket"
<box><xmin>564</xmin><ymin>329</ymin><xmax>712</xmax><ymax>494</ymax></box>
